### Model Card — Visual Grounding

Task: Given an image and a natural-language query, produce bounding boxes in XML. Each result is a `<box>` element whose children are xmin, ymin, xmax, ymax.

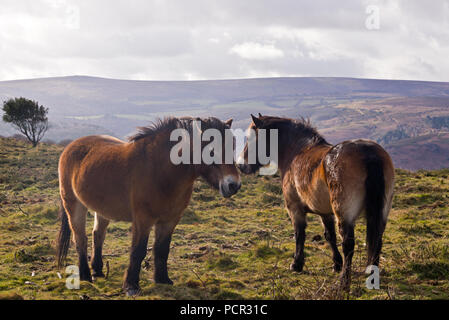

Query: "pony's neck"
<box><xmin>132</xmin><ymin>131</ymin><xmax>198</xmax><ymax>181</ymax></box>
<box><xmin>277</xmin><ymin>125</ymin><xmax>330</xmax><ymax>175</ymax></box>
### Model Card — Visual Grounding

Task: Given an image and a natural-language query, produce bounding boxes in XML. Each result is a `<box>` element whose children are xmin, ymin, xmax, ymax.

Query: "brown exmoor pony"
<box><xmin>238</xmin><ymin>114</ymin><xmax>394</xmax><ymax>291</ymax></box>
<box><xmin>56</xmin><ymin>117</ymin><xmax>241</xmax><ymax>296</ymax></box>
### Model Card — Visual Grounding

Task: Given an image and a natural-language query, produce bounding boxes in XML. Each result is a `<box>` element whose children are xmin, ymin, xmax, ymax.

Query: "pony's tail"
<box><xmin>363</xmin><ymin>148</ymin><xmax>386</xmax><ymax>267</ymax></box>
<box><xmin>56</xmin><ymin>199</ymin><xmax>71</xmax><ymax>268</ymax></box>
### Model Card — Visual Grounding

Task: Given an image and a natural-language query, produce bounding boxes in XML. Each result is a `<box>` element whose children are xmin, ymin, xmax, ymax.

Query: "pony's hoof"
<box><xmin>333</xmin><ymin>264</ymin><xmax>342</xmax><ymax>272</ymax></box>
<box><xmin>125</xmin><ymin>288</ymin><xmax>141</xmax><ymax>297</ymax></box>
<box><xmin>92</xmin><ymin>271</ymin><xmax>105</xmax><ymax>280</ymax></box>
<box><xmin>80</xmin><ymin>275</ymin><xmax>93</xmax><ymax>283</ymax></box>
<box><xmin>155</xmin><ymin>277</ymin><xmax>173</xmax><ymax>285</ymax></box>
<box><xmin>290</xmin><ymin>262</ymin><xmax>303</xmax><ymax>272</ymax></box>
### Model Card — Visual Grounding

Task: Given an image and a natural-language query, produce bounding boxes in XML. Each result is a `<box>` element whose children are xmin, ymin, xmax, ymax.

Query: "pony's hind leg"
<box><xmin>330</xmin><ymin>183</ymin><xmax>364</xmax><ymax>291</ymax></box>
<box><xmin>153</xmin><ymin>220</ymin><xmax>178</xmax><ymax>284</ymax></box>
<box><xmin>320</xmin><ymin>214</ymin><xmax>343</xmax><ymax>272</ymax></box>
<box><xmin>91</xmin><ymin>213</ymin><xmax>109</xmax><ymax>278</ymax></box>
<box><xmin>62</xmin><ymin>198</ymin><xmax>92</xmax><ymax>282</ymax></box>
<box><xmin>338</xmin><ymin>219</ymin><xmax>355</xmax><ymax>291</ymax></box>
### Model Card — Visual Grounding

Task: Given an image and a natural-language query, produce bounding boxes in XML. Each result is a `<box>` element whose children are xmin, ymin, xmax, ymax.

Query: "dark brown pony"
<box><xmin>56</xmin><ymin>117</ymin><xmax>241</xmax><ymax>296</ymax></box>
<box><xmin>238</xmin><ymin>114</ymin><xmax>394</xmax><ymax>290</ymax></box>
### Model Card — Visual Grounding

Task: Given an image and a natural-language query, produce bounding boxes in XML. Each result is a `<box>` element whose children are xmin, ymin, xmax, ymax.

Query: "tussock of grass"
<box><xmin>261</xmin><ymin>193</ymin><xmax>282</xmax><ymax>205</ymax></box>
<box><xmin>214</xmin><ymin>289</ymin><xmax>243</xmax><ymax>300</ymax></box>
<box><xmin>394</xmin><ymin>193</ymin><xmax>445</xmax><ymax>208</ymax></box>
<box><xmin>253</xmin><ymin>244</ymin><xmax>283</xmax><ymax>259</ymax></box>
<box><xmin>207</xmin><ymin>255</ymin><xmax>239</xmax><ymax>271</ymax></box>
<box><xmin>179</xmin><ymin>209</ymin><xmax>202</xmax><ymax>225</ymax></box>
<box><xmin>408</xmin><ymin>262</ymin><xmax>449</xmax><ymax>280</ymax></box>
<box><xmin>262</xmin><ymin>183</ymin><xmax>282</xmax><ymax>195</ymax></box>
<box><xmin>107</xmin><ymin>224</ymin><xmax>129</xmax><ymax>237</ymax></box>
<box><xmin>14</xmin><ymin>249</ymin><xmax>38</xmax><ymax>263</ymax></box>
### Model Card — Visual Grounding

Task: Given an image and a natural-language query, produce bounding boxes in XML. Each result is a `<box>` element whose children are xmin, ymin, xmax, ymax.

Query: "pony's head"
<box><xmin>238</xmin><ymin>113</ymin><xmax>274</xmax><ymax>175</ymax></box>
<box><xmin>238</xmin><ymin>114</ymin><xmax>326</xmax><ymax>175</ymax></box>
<box><xmin>194</xmin><ymin>117</ymin><xmax>241</xmax><ymax>198</ymax></box>
<box><xmin>129</xmin><ymin>117</ymin><xmax>241</xmax><ymax>198</ymax></box>
<box><xmin>130</xmin><ymin>116</ymin><xmax>241</xmax><ymax>198</ymax></box>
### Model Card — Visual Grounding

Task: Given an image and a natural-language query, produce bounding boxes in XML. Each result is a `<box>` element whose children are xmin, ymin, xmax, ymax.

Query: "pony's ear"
<box><xmin>224</xmin><ymin>118</ymin><xmax>233</xmax><ymax>127</ymax></box>
<box><xmin>258</xmin><ymin>113</ymin><xmax>263</xmax><ymax>117</ymax></box>
<box><xmin>251</xmin><ymin>114</ymin><xmax>263</xmax><ymax>128</ymax></box>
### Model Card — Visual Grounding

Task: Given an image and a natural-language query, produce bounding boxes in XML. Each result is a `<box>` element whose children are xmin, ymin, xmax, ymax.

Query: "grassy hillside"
<box><xmin>0</xmin><ymin>137</ymin><xmax>448</xmax><ymax>300</ymax></box>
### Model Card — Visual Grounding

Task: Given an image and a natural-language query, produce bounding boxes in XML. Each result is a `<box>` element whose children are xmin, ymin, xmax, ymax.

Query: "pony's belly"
<box><xmin>72</xmin><ymin>172</ymin><xmax>133</xmax><ymax>222</ymax></box>
<box><xmin>76</xmin><ymin>192</ymin><xmax>133</xmax><ymax>222</ymax></box>
<box><xmin>96</xmin><ymin>207</ymin><xmax>133</xmax><ymax>222</ymax></box>
<box><xmin>298</xmin><ymin>182</ymin><xmax>332</xmax><ymax>214</ymax></box>
<box><xmin>303</xmin><ymin>196</ymin><xmax>332</xmax><ymax>214</ymax></box>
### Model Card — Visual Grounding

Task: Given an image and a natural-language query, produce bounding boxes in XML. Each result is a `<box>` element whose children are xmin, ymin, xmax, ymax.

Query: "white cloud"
<box><xmin>0</xmin><ymin>0</ymin><xmax>449</xmax><ymax>81</ymax></box>
<box><xmin>229</xmin><ymin>42</ymin><xmax>284</xmax><ymax>60</ymax></box>
<box><xmin>208</xmin><ymin>38</ymin><xmax>220</xmax><ymax>44</ymax></box>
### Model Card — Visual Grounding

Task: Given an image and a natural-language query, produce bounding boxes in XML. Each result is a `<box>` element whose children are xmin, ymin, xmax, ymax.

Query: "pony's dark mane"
<box><xmin>128</xmin><ymin>116</ymin><xmax>227</xmax><ymax>142</ymax></box>
<box><xmin>260</xmin><ymin>116</ymin><xmax>328</xmax><ymax>148</ymax></box>
<box><xmin>128</xmin><ymin>117</ymin><xmax>188</xmax><ymax>142</ymax></box>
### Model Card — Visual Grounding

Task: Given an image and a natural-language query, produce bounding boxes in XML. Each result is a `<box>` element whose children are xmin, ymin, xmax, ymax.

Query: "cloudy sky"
<box><xmin>1</xmin><ymin>0</ymin><xmax>448</xmax><ymax>82</ymax></box>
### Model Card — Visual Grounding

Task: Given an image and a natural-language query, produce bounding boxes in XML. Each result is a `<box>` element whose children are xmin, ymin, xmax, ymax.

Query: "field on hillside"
<box><xmin>0</xmin><ymin>137</ymin><xmax>448</xmax><ymax>300</ymax></box>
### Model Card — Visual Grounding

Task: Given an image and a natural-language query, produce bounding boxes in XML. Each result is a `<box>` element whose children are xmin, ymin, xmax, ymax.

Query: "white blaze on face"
<box><xmin>231</xmin><ymin>128</ymin><xmax>247</xmax><ymax>165</ymax></box>
<box><xmin>236</xmin><ymin>154</ymin><xmax>245</xmax><ymax>165</ymax></box>
<box><xmin>236</xmin><ymin>127</ymin><xmax>257</xmax><ymax>166</ymax></box>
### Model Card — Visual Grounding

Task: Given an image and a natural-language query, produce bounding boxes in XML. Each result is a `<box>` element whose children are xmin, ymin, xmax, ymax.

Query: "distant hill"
<box><xmin>1</xmin><ymin>75</ymin><xmax>448</xmax><ymax>170</ymax></box>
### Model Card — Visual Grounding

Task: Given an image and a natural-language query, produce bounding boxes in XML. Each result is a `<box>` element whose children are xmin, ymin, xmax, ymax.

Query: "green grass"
<box><xmin>0</xmin><ymin>137</ymin><xmax>448</xmax><ymax>300</ymax></box>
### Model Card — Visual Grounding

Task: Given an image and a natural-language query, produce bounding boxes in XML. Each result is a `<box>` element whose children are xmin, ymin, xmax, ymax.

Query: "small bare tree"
<box><xmin>2</xmin><ymin>97</ymin><xmax>49</xmax><ymax>147</ymax></box>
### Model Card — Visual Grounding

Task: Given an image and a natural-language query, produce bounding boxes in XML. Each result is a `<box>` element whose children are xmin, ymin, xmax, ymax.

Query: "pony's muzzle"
<box><xmin>220</xmin><ymin>176</ymin><xmax>241</xmax><ymax>198</ymax></box>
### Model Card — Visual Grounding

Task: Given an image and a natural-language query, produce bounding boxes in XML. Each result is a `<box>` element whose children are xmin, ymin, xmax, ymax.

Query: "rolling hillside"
<box><xmin>1</xmin><ymin>76</ymin><xmax>449</xmax><ymax>170</ymax></box>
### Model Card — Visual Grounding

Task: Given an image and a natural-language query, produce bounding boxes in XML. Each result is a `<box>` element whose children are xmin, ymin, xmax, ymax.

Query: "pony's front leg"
<box><xmin>153</xmin><ymin>221</ymin><xmax>177</xmax><ymax>284</ymax></box>
<box><xmin>123</xmin><ymin>218</ymin><xmax>152</xmax><ymax>296</ymax></box>
<box><xmin>287</xmin><ymin>203</ymin><xmax>307</xmax><ymax>272</ymax></box>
